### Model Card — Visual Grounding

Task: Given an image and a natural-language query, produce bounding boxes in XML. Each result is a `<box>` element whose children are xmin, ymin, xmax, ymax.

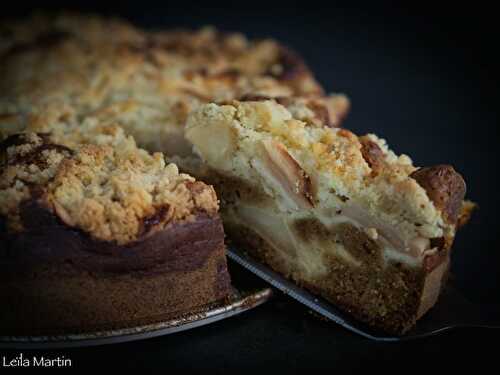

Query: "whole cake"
<box><xmin>0</xmin><ymin>13</ymin><xmax>473</xmax><ymax>336</ymax></box>
<box><xmin>185</xmin><ymin>99</ymin><xmax>473</xmax><ymax>334</ymax></box>
<box><xmin>0</xmin><ymin>132</ymin><xmax>231</xmax><ymax>335</ymax></box>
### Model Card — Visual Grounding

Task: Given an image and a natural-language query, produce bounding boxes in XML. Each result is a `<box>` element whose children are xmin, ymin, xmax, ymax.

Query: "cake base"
<box><xmin>0</xmin><ymin>201</ymin><xmax>232</xmax><ymax>336</ymax></box>
<box><xmin>0</xmin><ymin>256</ymin><xmax>229</xmax><ymax>336</ymax></box>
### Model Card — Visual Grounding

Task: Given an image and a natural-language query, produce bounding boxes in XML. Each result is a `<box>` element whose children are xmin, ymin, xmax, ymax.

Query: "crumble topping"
<box><xmin>0</xmin><ymin>13</ymin><xmax>342</xmax><ymax>158</ymax></box>
<box><xmin>0</xmin><ymin>133</ymin><xmax>218</xmax><ymax>244</ymax></box>
<box><xmin>186</xmin><ymin>99</ymin><xmax>467</xmax><ymax>249</ymax></box>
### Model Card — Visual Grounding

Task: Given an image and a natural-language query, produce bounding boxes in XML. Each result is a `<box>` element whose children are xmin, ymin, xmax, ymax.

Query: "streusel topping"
<box><xmin>186</xmin><ymin>99</ymin><xmax>466</xmax><ymax>246</ymax></box>
<box><xmin>0</xmin><ymin>14</ymin><xmax>342</xmax><ymax>157</ymax></box>
<box><xmin>0</xmin><ymin>133</ymin><xmax>218</xmax><ymax>244</ymax></box>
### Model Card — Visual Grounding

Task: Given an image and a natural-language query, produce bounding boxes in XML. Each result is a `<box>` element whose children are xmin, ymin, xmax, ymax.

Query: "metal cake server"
<box><xmin>228</xmin><ymin>247</ymin><xmax>500</xmax><ymax>341</ymax></box>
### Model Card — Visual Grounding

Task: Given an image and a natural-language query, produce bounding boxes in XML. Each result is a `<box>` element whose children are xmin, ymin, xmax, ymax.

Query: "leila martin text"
<box><xmin>3</xmin><ymin>353</ymin><xmax>72</xmax><ymax>368</ymax></box>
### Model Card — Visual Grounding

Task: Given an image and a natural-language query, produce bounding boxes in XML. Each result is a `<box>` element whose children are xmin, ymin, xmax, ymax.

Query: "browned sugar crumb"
<box><xmin>410</xmin><ymin>165</ymin><xmax>466</xmax><ymax>225</ymax></box>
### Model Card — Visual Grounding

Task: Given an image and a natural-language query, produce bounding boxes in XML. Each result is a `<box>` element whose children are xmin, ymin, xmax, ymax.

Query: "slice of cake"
<box><xmin>0</xmin><ymin>13</ymin><xmax>348</xmax><ymax>157</ymax></box>
<box><xmin>185</xmin><ymin>99</ymin><xmax>471</xmax><ymax>334</ymax></box>
<box><xmin>0</xmin><ymin>132</ymin><xmax>231</xmax><ymax>335</ymax></box>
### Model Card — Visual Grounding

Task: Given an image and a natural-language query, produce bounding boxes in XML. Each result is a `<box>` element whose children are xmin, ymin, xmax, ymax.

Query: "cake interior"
<box><xmin>198</xmin><ymin>173</ymin><xmax>449</xmax><ymax>334</ymax></box>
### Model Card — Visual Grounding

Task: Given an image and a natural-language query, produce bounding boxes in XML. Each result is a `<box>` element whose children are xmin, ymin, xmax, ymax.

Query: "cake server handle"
<box><xmin>403</xmin><ymin>283</ymin><xmax>500</xmax><ymax>339</ymax></box>
<box><xmin>427</xmin><ymin>284</ymin><xmax>500</xmax><ymax>329</ymax></box>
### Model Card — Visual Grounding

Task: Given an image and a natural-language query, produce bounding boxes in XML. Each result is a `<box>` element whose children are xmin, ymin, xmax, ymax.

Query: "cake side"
<box><xmin>185</xmin><ymin>99</ymin><xmax>470</xmax><ymax>334</ymax></box>
<box><xmin>0</xmin><ymin>208</ymin><xmax>229</xmax><ymax>335</ymax></box>
<box><xmin>0</xmin><ymin>133</ymin><xmax>231</xmax><ymax>335</ymax></box>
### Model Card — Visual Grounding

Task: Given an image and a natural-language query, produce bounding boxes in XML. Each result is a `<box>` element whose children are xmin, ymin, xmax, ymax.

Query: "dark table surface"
<box><xmin>1</xmin><ymin>1</ymin><xmax>499</xmax><ymax>371</ymax></box>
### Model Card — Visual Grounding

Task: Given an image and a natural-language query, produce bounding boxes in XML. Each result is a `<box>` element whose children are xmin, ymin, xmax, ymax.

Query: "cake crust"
<box><xmin>410</xmin><ymin>165</ymin><xmax>466</xmax><ymax>225</ymax></box>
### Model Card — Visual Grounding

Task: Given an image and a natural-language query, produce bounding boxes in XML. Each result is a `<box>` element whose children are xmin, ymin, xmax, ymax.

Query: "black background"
<box><xmin>1</xmin><ymin>0</ymin><xmax>499</xmax><ymax>371</ymax></box>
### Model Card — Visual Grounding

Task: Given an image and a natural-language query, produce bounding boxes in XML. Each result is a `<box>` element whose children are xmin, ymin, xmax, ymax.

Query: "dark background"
<box><xmin>1</xmin><ymin>0</ymin><xmax>499</xmax><ymax>371</ymax></box>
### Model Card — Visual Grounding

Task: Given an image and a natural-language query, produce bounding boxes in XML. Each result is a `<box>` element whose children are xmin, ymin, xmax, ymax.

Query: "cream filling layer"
<box><xmin>227</xmin><ymin>199</ymin><xmax>427</xmax><ymax>279</ymax></box>
<box><xmin>229</xmin><ymin>204</ymin><xmax>360</xmax><ymax>279</ymax></box>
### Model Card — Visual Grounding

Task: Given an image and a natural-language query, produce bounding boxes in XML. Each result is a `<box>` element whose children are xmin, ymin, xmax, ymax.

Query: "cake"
<box><xmin>0</xmin><ymin>132</ymin><xmax>231</xmax><ymax>335</ymax></box>
<box><xmin>0</xmin><ymin>13</ymin><xmax>349</xmax><ymax>157</ymax></box>
<box><xmin>1</xmin><ymin>13</ymin><xmax>473</xmax><ymax>335</ymax></box>
<box><xmin>0</xmin><ymin>13</ymin><xmax>348</xmax><ymax>335</ymax></box>
<box><xmin>185</xmin><ymin>99</ymin><xmax>473</xmax><ymax>334</ymax></box>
